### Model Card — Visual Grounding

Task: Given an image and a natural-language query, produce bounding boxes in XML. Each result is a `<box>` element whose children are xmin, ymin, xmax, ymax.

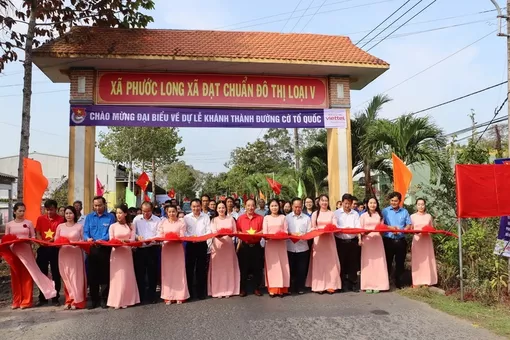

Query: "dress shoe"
<box><xmin>100</xmin><ymin>300</ymin><xmax>108</xmax><ymax>309</ymax></box>
<box><xmin>52</xmin><ymin>298</ymin><xmax>61</xmax><ymax>306</ymax></box>
<box><xmin>198</xmin><ymin>295</ymin><xmax>206</xmax><ymax>300</ymax></box>
<box><xmin>254</xmin><ymin>289</ymin><xmax>263</xmax><ymax>297</ymax></box>
<box><xmin>88</xmin><ymin>302</ymin><xmax>99</xmax><ymax>310</ymax></box>
<box><xmin>239</xmin><ymin>291</ymin><xmax>247</xmax><ymax>297</ymax></box>
<box><xmin>35</xmin><ymin>300</ymin><xmax>47</xmax><ymax>307</ymax></box>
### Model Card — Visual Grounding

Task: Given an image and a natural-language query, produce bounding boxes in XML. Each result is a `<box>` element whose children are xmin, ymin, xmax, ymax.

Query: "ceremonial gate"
<box><xmin>32</xmin><ymin>27</ymin><xmax>389</xmax><ymax>212</ymax></box>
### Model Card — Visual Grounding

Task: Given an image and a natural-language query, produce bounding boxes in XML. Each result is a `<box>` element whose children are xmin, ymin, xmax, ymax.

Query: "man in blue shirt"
<box><xmin>382</xmin><ymin>191</ymin><xmax>412</xmax><ymax>289</ymax></box>
<box><xmin>84</xmin><ymin>196</ymin><xmax>116</xmax><ymax>309</ymax></box>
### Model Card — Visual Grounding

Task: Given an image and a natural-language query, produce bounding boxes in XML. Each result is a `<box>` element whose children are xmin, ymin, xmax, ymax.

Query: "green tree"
<box><xmin>352</xmin><ymin>94</ymin><xmax>393</xmax><ymax>197</ymax></box>
<box><xmin>363</xmin><ymin>114</ymin><xmax>448</xmax><ymax>180</ymax></box>
<box><xmin>0</xmin><ymin>0</ymin><xmax>155</xmax><ymax>201</ymax></box>
<box><xmin>165</xmin><ymin>162</ymin><xmax>198</xmax><ymax>199</ymax></box>
<box><xmin>98</xmin><ymin>127</ymin><xmax>184</xmax><ymax>201</ymax></box>
<box><xmin>48</xmin><ymin>176</ymin><xmax>68</xmax><ymax>207</ymax></box>
<box><xmin>225</xmin><ymin>128</ymin><xmax>293</xmax><ymax>174</ymax></box>
<box><xmin>198</xmin><ymin>172</ymin><xmax>229</xmax><ymax>197</ymax></box>
<box><xmin>300</xmin><ymin>129</ymin><xmax>327</xmax><ymax>197</ymax></box>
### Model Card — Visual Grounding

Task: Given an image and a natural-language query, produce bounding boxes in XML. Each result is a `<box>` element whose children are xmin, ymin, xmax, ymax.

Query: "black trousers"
<box><xmin>335</xmin><ymin>237</ymin><xmax>361</xmax><ymax>286</ymax></box>
<box><xmin>288</xmin><ymin>250</ymin><xmax>309</xmax><ymax>292</ymax></box>
<box><xmin>185</xmin><ymin>242</ymin><xmax>208</xmax><ymax>299</ymax></box>
<box><xmin>134</xmin><ymin>245</ymin><xmax>160</xmax><ymax>303</ymax></box>
<box><xmin>238</xmin><ymin>243</ymin><xmax>263</xmax><ymax>292</ymax></box>
<box><xmin>383</xmin><ymin>237</ymin><xmax>407</xmax><ymax>288</ymax></box>
<box><xmin>87</xmin><ymin>245</ymin><xmax>111</xmax><ymax>302</ymax></box>
<box><xmin>36</xmin><ymin>246</ymin><xmax>60</xmax><ymax>301</ymax></box>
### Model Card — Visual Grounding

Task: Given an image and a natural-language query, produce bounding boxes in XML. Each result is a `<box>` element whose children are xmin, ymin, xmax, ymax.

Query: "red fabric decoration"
<box><xmin>422</xmin><ymin>225</ymin><xmax>436</xmax><ymax>232</ymax></box>
<box><xmin>107</xmin><ymin>239</ymin><xmax>124</xmax><ymax>247</ymax></box>
<box><xmin>375</xmin><ymin>223</ymin><xmax>388</xmax><ymax>231</ymax></box>
<box><xmin>96</xmin><ymin>177</ymin><xmax>104</xmax><ymax>196</ymax></box>
<box><xmin>323</xmin><ymin>224</ymin><xmax>338</xmax><ymax>232</ymax></box>
<box><xmin>216</xmin><ymin>228</ymin><xmax>233</xmax><ymax>236</ymax></box>
<box><xmin>54</xmin><ymin>237</ymin><xmax>71</xmax><ymax>245</ymax></box>
<box><xmin>144</xmin><ymin>193</ymin><xmax>151</xmax><ymax>202</ymax></box>
<box><xmin>455</xmin><ymin>164</ymin><xmax>510</xmax><ymax>218</ymax></box>
<box><xmin>164</xmin><ymin>232</ymin><xmax>181</xmax><ymax>240</ymax></box>
<box><xmin>136</xmin><ymin>172</ymin><xmax>150</xmax><ymax>192</ymax></box>
<box><xmin>1</xmin><ymin>234</ymin><xmax>18</xmax><ymax>243</ymax></box>
<box><xmin>266</xmin><ymin>177</ymin><xmax>282</xmax><ymax>195</ymax></box>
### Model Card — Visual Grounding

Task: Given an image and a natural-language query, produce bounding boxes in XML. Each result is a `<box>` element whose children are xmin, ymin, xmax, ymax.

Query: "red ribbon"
<box><xmin>0</xmin><ymin>224</ymin><xmax>457</xmax><ymax>254</ymax></box>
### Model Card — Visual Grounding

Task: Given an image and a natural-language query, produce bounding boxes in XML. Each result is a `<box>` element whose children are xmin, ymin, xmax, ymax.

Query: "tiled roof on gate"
<box><xmin>33</xmin><ymin>27</ymin><xmax>388</xmax><ymax>66</ymax></box>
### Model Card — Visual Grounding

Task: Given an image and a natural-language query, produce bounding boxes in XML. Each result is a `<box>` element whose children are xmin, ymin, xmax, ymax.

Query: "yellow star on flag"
<box><xmin>44</xmin><ymin>229</ymin><xmax>55</xmax><ymax>240</ymax></box>
<box><xmin>247</xmin><ymin>227</ymin><xmax>256</xmax><ymax>235</ymax></box>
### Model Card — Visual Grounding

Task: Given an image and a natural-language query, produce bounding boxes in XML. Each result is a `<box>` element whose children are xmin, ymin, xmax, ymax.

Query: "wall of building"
<box><xmin>0</xmin><ymin>152</ymin><xmax>117</xmax><ymax>199</ymax></box>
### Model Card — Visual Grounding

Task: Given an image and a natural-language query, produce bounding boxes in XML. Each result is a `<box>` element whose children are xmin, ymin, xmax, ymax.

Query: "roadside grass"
<box><xmin>399</xmin><ymin>287</ymin><xmax>510</xmax><ymax>338</ymax></box>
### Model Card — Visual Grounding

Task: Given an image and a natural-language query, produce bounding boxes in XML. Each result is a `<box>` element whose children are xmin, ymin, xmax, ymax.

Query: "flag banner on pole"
<box><xmin>266</xmin><ymin>177</ymin><xmax>282</xmax><ymax>195</ymax></box>
<box><xmin>392</xmin><ymin>153</ymin><xmax>412</xmax><ymax>206</ymax></box>
<box><xmin>96</xmin><ymin>176</ymin><xmax>104</xmax><ymax>196</ymax></box>
<box><xmin>455</xmin><ymin>164</ymin><xmax>510</xmax><ymax>218</ymax></box>
<box><xmin>23</xmin><ymin>158</ymin><xmax>48</xmax><ymax>224</ymax></box>
<box><xmin>136</xmin><ymin>172</ymin><xmax>150</xmax><ymax>192</ymax></box>
<box><xmin>125</xmin><ymin>187</ymin><xmax>137</xmax><ymax>207</ymax></box>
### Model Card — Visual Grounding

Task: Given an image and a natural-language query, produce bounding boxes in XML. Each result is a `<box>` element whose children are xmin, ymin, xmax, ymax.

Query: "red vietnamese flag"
<box><xmin>456</xmin><ymin>164</ymin><xmax>510</xmax><ymax>218</ymax></box>
<box><xmin>136</xmin><ymin>172</ymin><xmax>150</xmax><ymax>192</ymax></box>
<box><xmin>242</xmin><ymin>193</ymin><xmax>248</xmax><ymax>203</ymax></box>
<box><xmin>266</xmin><ymin>177</ymin><xmax>282</xmax><ymax>195</ymax></box>
<box><xmin>96</xmin><ymin>176</ymin><xmax>104</xmax><ymax>196</ymax></box>
<box><xmin>168</xmin><ymin>188</ymin><xmax>175</xmax><ymax>198</ymax></box>
<box><xmin>23</xmin><ymin>158</ymin><xmax>48</xmax><ymax>224</ymax></box>
<box><xmin>144</xmin><ymin>193</ymin><xmax>151</xmax><ymax>202</ymax></box>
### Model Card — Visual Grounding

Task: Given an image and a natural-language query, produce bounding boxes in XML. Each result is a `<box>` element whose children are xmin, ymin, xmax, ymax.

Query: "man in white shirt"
<box><xmin>183</xmin><ymin>198</ymin><xmax>211</xmax><ymax>300</ymax></box>
<box><xmin>286</xmin><ymin>198</ymin><xmax>312</xmax><ymax>294</ymax></box>
<box><xmin>133</xmin><ymin>201</ymin><xmax>161</xmax><ymax>304</ymax></box>
<box><xmin>334</xmin><ymin>193</ymin><xmax>362</xmax><ymax>293</ymax></box>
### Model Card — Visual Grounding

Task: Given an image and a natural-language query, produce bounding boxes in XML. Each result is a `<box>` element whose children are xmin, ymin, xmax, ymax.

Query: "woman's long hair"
<box><xmin>366</xmin><ymin>196</ymin><xmax>383</xmax><ymax>221</ymax></box>
<box><xmin>211</xmin><ymin>201</ymin><xmax>226</xmax><ymax>222</ymax></box>
<box><xmin>115</xmin><ymin>204</ymin><xmax>133</xmax><ymax>229</ymax></box>
<box><xmin>315</xmin><ymin>194</ymin><xmax>330</xmax><ymax>224</ymax></box>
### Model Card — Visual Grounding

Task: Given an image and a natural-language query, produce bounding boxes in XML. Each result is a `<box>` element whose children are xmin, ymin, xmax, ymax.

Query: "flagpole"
<box><xmin>458</xmin><ymin>218</ymin><xmax>464</xmax><ymax>302</ymax></box>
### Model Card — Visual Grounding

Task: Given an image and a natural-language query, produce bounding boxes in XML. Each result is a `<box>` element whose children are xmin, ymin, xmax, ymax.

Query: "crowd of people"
<box><xmin>0</xmin><ymin>191</ymin><xmax>438</xmax><ymax>310</ymax></box>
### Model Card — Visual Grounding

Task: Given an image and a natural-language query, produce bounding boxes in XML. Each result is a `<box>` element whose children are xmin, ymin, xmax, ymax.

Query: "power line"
<box><xmin>356</xmin><ymin>0</ymin><xmax>412</xmax><ymax>46</ymax></box>
<box><xmin>348</xmin><ymin>9</ymin><xmax>501</xmax><ymax>36</ymax></box>
<box><xmin>407</xmin><ymin>81</ymin><xmax>508</xmax><ymax>118</ymax></box>
<box><xmin>474</xmin><ymin>94</ymin><xmax>509</xmax><ymax>145</ymax></box>
<box><xmin>354</xmin><ymin>28</ymin><xmax>499</xmax><ymax>110</ymax></box>
<box><xmin>228</xmin><ymin>0</ymin><xmax>397</xmax><ymax>30</ymax></box>
<box><xmin>446</xmin><ymin>116</ymin><xmax>507</xmax><ymax>137</ymax></box>
<box><xmin>215</xmin><ymin>0</ymin><xmax>359</xmax><ymax>29</ymax></box>
<box><xmin>300</xmin><ymin>0</ymin><xmax>328</xmax><ymax>33</ymax></box>
<box><xmin>366</xmin><ymin>0</ymin><xmax>438</xmax><ymax>52</ymax></box>
<box><xmin>0</xmin><ymin>89</ymin><xmax>68</xmax><ymax>97</ymax></box>
<box><xmin>289</xmin><ymin>0</ymin><xmax>316</xmax><ymax>32</ymax></box>
<box><xmin>281</xmin><ymin>0</ymin><xmax>304</xmax><ymax>32</ymax></box>
<box><xmin>359</xmin><ymin>0</ymin><xmax>424</xmax><ymax>49</ymax></box>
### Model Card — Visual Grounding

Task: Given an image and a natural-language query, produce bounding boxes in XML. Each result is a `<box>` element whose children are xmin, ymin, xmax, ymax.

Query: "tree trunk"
<box><xmin>152</xmin><ymin>157</ymin><xmax>156</xmax><ymax>203</ymax></box>
<box><xmin>16</xmin><ymin>3</ymin><xmax>37</xmax><ymax>201</ymax></box>
<box><xmin>364</xmin><ymin>161</ymin><xmax>373</xmax><ymax>198</ymax></box>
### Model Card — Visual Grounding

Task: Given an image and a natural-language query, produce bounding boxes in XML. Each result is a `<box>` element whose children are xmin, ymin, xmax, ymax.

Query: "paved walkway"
<box><xmin>0</xmin><ymin>292</ymin><xmax>503</xmax><ymax>340</ymax></box>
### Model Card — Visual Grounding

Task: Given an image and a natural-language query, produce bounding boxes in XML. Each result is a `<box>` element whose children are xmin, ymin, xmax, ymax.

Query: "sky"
<box><xmin>0</xmin><ymin>0</ymin><xmax>507</xmax><ymax>174</ymax></box>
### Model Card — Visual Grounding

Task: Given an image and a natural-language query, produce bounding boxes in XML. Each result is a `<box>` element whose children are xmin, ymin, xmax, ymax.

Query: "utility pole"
<box><xmin>491</xmin><ymin>0</ymin><xmax>510</xmax><ymax>294</ymax></box>
<box><xmin>293</xmin><ymin>127</ymin><xmax>300</xmax><ymax>170</ymax></box>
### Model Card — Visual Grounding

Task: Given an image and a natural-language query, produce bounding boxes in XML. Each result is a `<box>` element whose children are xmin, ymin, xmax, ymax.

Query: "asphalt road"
<box><xmin>0</xmin><ymin>292</ymin><xmax>502</xmax><ymax>340</ymax></box>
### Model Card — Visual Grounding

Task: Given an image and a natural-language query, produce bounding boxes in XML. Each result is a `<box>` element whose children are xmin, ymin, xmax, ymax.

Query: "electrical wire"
<box><xmin>354</xmin><ymin>28</ymin><xmax>499</xmax><ymax>110</ymax></box>
<box><xmin>474</xmin><ymin>94</ymin><xmax>509</xmax><ymax>145</ymax></box>
<box><xmin>355</xmin><ymin>0</ymin><xmax>412</xmax><ymax>45</ymax></box>
<box><xmin>366</xmin><ymin>0</ymin><xmax>438</xmax><ymax>52</ymax></box>
<box><xmin>407</xmin><ymin>81</ymin><xmax>508</xmax><ymax>118</ymax></box>
<box><xmin>289</xmin><ymin>0</ymin><xmax>316</xmax><ymax>32</ymax></box>
<box><xmin>281</xmin><ymin>0</ymin><xmax>304</xmax><ymax>32</ymax></box>
<box><xmin>300</xmin><ymin>0</ymin><xmax>328</xmax><ymax>33</ymax></box>
<box><xmin>359</xmin><ymin>0</ymin><xmax>424</xmax><ymax>49</ymax></box>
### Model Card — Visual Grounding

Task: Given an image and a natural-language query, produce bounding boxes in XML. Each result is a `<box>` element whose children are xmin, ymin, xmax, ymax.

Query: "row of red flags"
<box><xmin>0</xmin><ymin>224</ymin><xmax>457</xmax><ymax>255</ymax></box>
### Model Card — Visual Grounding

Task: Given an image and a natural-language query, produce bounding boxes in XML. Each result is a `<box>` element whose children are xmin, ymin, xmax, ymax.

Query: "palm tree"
<box><xmin>300</xmin><ymin>129</ymin><xmax>328</xmax><ymax>196</ymax></box>
<box><xmin>352</xmin><ymin>94</ymin><xmax>393</xmax><ymax>197</ymax></box>
<box><xmin>362</xmin><ymin>114</ymin><xmax>448</xmax><ymax>179</ymax></box>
